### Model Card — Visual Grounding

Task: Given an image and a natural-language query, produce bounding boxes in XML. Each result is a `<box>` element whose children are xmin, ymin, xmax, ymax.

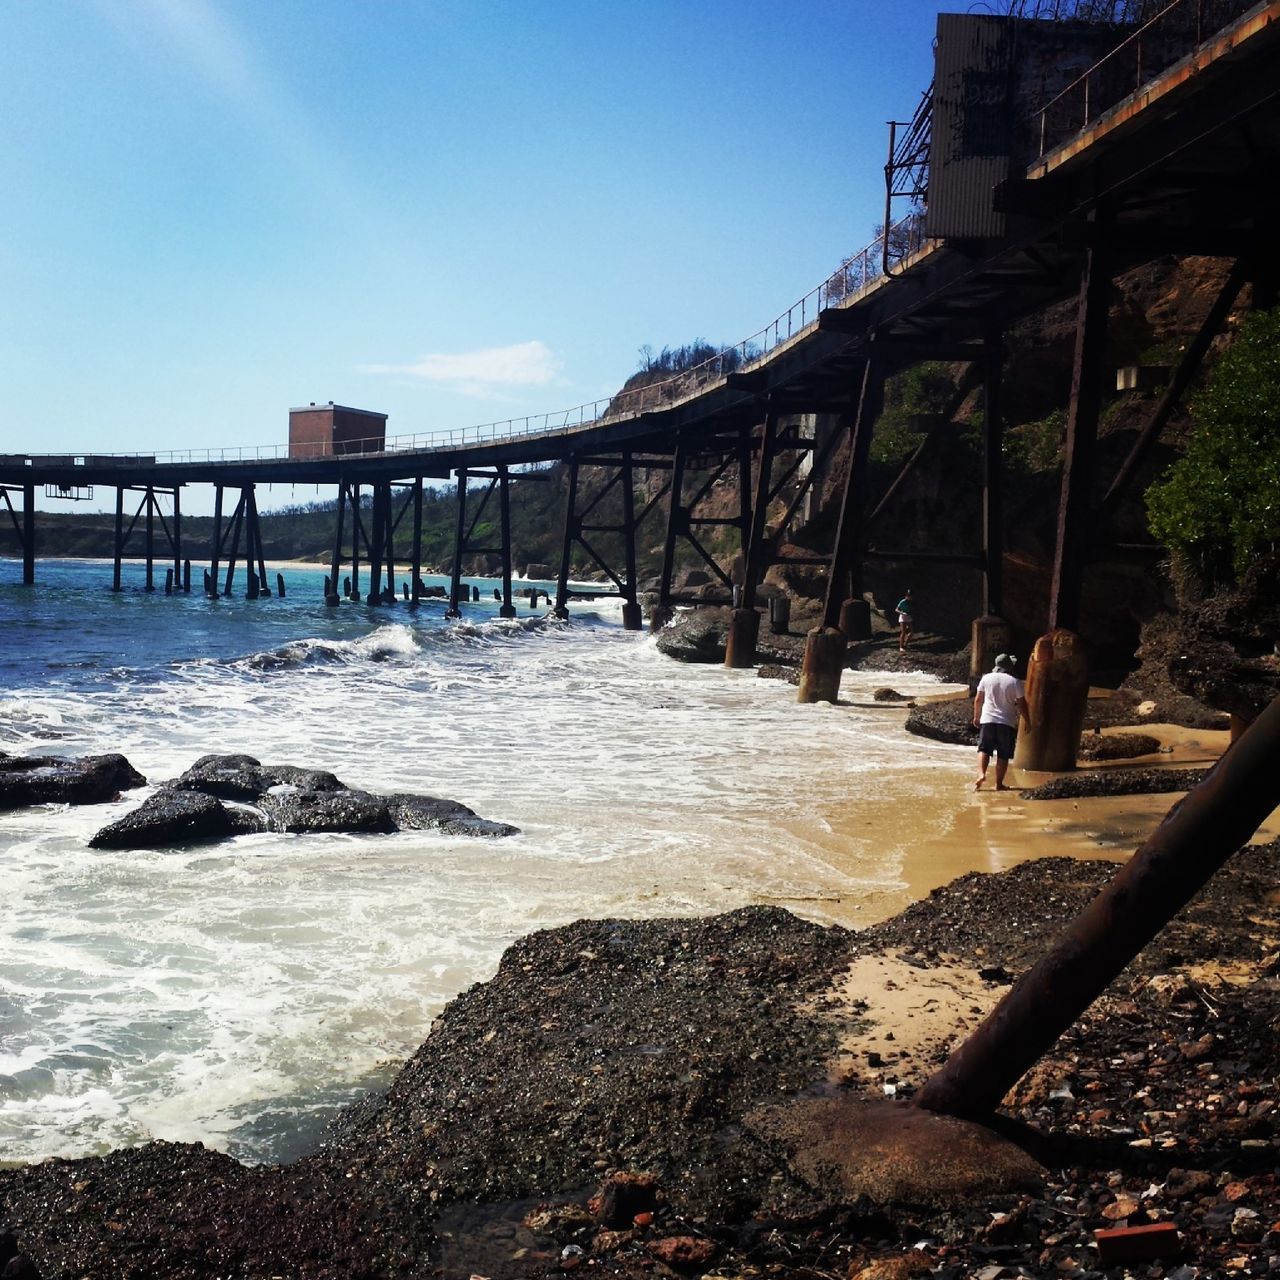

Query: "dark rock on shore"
<box><xmin>87</xmin><ymin>754</ymin><xmax>518</xmax><ymax>849</ymax></box>
<box><xmin>88</xmin><ymin>788</ymin><xmax>262</xmax><ymax>849</ymax></box>
<box><xmin>653</xmin><ymin>608</ymin><xmax>731</xmax><ymax>663</ymax></box>
<box><xmin>1021</xmin><ymin>765</ymin><xmax>1209</xmax><ymax>800</ymax></box>
<box><xmin>172</xmin><ymin>753</ymin><xmax>345</xmax><ymax>800</ymax></box>
<box><xmin>1</xmin><ymin>844</ymin><xmax>1277</xmax><ymax>1277</ymax></box>
<box><xmin>0</xmin><ymin>752</ymin><xmax>145</xmax><ymax>811</ymax></box>
<box><xmin>1076</xmin><ymin>729</ymin><xmax>1162</xmax><ymax>760</ymax></box>
<box><xmin>905</xmin><ymin>698</ymin><xmax>977</xmax><ymax>746</ymax></box>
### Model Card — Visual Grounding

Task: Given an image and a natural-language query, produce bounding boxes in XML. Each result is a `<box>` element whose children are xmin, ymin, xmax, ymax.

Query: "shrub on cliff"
<box><xmin>1146</xmin><ymin>306</ymin><xmax>1280</xmax><ymax>584</ymax></box>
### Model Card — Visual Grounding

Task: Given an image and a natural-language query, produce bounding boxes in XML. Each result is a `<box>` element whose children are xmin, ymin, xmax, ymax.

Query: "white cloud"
<box><xmin>362</xmin><ymin>341</ymin><xmax>565</xmax><ymax>398</ymax></box>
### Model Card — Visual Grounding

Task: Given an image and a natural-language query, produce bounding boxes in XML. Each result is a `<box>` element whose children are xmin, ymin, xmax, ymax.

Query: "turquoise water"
<box><xmin>0</xmin><ymin>556</ymin><xmax>967</xmax><ymax>1166</ymax></box>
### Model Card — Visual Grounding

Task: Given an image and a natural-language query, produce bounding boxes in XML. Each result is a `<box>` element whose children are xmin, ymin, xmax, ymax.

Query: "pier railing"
<box><xmin>1032</xmin><ymin>0</ymin><xmax>1262</xmax><ymax>155</ymax></box>
<box><xmin>13</xmin><ymin>214</ymin><xmax>929</xmax><ymax>471</ymax></box>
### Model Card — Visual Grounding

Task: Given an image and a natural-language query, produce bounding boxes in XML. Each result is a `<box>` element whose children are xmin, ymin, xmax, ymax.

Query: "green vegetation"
<box><xmin>1146</xmin><ymin>307</ymin><xmax>1280</xmax><ymax>583</ymax></box>
<box><xmin>871</xmin><ymin>361</ymin><xmax>957</xmax><ymax>464</ymax></box>
<box><xmin>1004</xmin><ymin>409</ymin><xmax>1065</xmax><ymax>475</ymax></box>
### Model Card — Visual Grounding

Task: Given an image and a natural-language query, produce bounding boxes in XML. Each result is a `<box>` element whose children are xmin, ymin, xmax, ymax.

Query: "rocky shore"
<box><xmin>2</xmin><ymin>837</ymin><xmax>1275</xmax><ymax>1279</ymax></box>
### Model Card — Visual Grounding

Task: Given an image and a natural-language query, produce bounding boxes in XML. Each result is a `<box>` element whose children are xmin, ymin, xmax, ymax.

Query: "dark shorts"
<box><xmin>977</xmin><ymin>722</ymin><xmax>1017</xmax><ymax>760</ymax></box>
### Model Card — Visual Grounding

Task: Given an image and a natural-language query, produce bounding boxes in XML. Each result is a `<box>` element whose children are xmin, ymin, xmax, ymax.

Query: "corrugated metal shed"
<box><xmin>926</xmin><ymin>13</ymin><xmax>1015</xmax><ymax>241</ymax></box>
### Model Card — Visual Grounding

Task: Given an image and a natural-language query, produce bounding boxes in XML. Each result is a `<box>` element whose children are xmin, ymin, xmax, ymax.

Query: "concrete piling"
<box><xmin>969</xmin><ymin>614</ymin><xmax>1012</xmax><ymax>690</ymax></box>
<box><xmin>621</xmin><ymin>601</ymin><xmax>642</xmax><ymax>630</ymax></box>
<box><xmin>797</xmin><ymin>626</ymin><xmax>846</xmax><ymax>703</ymax></box>
<box><xmin>839</xmin><ymin>597</ymin><xmax>871</xmax><ymax>641</ymax></box>
<box><xmin>724</xmin><ymin>608</ymin><xmax>760</xmax><ymax>669</ymax></box>
<box><xmin>1013</xmin><ymin>629</ymin><xmax>1090</xmax><ymax>772</ymax></box>
<box><xmin>769</xmin><ymin>596</ymin><xmax>791</xmax><ymax>634</ymax></box>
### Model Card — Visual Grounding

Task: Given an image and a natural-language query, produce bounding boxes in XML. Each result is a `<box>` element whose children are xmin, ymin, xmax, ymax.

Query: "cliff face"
<box><xmin>776</xmin><ymin>254</ymin><xmax>1247</xmax><ymax>673</ymax></box>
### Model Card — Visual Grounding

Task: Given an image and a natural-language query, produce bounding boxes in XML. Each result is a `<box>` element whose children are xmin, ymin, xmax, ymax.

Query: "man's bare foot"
<box><xmin>995</xmin><ymin>784</ymin><xmax>1010</xmax><ymax>791</ymax></box>
<box><xmin>973</xmin><ymin>777</ymin><xmax>984</xmax><ymax>790</ymax></box>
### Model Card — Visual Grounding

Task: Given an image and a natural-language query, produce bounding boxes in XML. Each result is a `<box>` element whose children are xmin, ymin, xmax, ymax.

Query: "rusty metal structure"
<box><xmin>3</xmin><ymin>0</ymin><xmax>1279</xmax><ymax>670</ymax></box>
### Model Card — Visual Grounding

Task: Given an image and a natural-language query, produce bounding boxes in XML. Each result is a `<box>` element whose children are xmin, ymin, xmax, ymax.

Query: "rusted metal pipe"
<box><xmin>915</xmin><ymin>692</ymin><xmax>1280</xmax><ymax>1120</ymax></box>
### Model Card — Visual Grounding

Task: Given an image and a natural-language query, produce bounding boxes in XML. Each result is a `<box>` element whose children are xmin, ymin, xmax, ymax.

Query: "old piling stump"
<box><xmin>970</xmin><ymin>614</ymin><xmax>1012</xmax><ymax>690</ymax></box>
<box><xmin>724</xmin><ymin>607</ymin><xmax>760</xmax><ymax>669</ymax></box>
<box><xmin>839</xmin><ymin>597</ymin><xmax>871</xmax><ymax>640</ymax></box>
<box><xmin>797</xmin><ymin>626</ymin><xmax>846</xmax><ymax>704</ymax></box>
<box><xmin>1013</xmin><ymin>629</ymin><xmax>1089</xmax><ymax>772</ymax></box>
<box><xmin>768</xmin><ymin>595</ymin><xmax>791</xmax><ymax>634</ymax></box>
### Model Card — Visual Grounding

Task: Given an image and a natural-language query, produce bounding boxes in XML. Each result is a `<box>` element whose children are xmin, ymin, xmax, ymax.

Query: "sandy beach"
<box><xmin>810</xmin><ymin>715</ymin><xmax>1277</xmax><ymax>926</ymax></box>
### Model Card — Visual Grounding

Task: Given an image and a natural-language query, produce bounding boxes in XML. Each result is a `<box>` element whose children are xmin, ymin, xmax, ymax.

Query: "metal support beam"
<box><xmin>821</xmin><ymin>359</ymin><xmax>883</xmax><ymax>629</ymax></box>
<box><xmin>222</xmin><ymin>490</ymin><xmax>246</xmax><ymax>598</ymax></box>
<box><xmin>741</xmin><ymin>409</ymin><xmax>779</xmax><ymax>612</ymax></box>
<box><xmin>113</xmin><ymin>487</ymin><xmax>125</xmax><ymax>592</ymax></box>
<box><xmin>621</xmin><ymin>450</ymin><xmax>638</xmax><ymax>613</ymax></box>
<box><xmin>173</xmin><ymin>487</ymin><xmax>183</xmax><ymax>591</ymax></box>
<box><xmin>916</xmin><ymin>692</ymin><xmax>1280</xmax><ymax>1120</ymax></box>
<box><xmin>144</xmin><ymin>489</ymin><xmax>156</xmax><ymax>592</ymax></box>
<box><xmin>447</xmin><ymin>472</ymin><xmax>468</xmax><ymax>617</ymax></box>
<box><xmin>410</xmin><ymin>477</ymin><xmax>424</xmax><ymax>605</ymax></box>
<box><xmin>1048</xmin><ymin>231</ymin><xmax>1112</xmax><ymax>632</ymax></box>
<box><xmin>367</xmin><ymin>483</ymin><xmax>386</xmax><ymax>606</ymax></box>
<box><xmin>1099</xmin><ymin>254</ymin><xmax>1251</xmax><ymax>520</ymax></box>
<box><xmin>555</xmin><ymin>459</ymin><xmax>579</xmax><ymax>618</ymax></box>
<box><xmin>658</xmin><ymin>442</ymin><xmax>687</xmax><ymax>608</ymax></box>
<box><xmin>498</xmin><ymin>464</ymin><xmax>515</xmax><ymax>618</ymax></box>
<box><xmin>209</xmin><ymin>486</ymin><xmax>224</xmax><ymax>597</ymax></box>
<box><xmin>21</xmin><ymin>484</ymin><xmax>34</xmax><ymax>585</ymax></box>
<box><xmin>982</xmin><ymin>328</ymin><xmax>1005</xmax><ymax>618</ymax></box>
<box><xmin>327</xmin><ymin>482</ymin><xmax>347</xmax><ymax>605</ymax></box>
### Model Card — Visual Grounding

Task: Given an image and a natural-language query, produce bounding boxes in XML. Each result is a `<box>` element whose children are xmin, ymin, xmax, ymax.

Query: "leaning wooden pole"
<box><xmin>917</xmin><ymin>693</ymin><xmax>1280</xmax><ymax>1119</ymax></box>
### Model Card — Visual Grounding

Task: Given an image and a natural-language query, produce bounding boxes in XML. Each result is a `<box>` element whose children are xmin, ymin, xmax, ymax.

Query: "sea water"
<box><xmin>0</xmin><ymin>557</ymin><xmax>968</xmax><ymax>1167</ymax></box>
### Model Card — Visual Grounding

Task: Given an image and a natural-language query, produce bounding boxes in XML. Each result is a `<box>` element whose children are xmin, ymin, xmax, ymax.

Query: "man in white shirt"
<box><xmin>972</xmin><ymin>653</ymin><xmax>1031</xmax><ymax>791</ymax></box>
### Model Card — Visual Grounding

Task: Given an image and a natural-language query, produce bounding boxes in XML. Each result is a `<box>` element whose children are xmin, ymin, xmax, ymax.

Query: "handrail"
<box><xmin>8</xmin><ymin>213</ymin><xmax>930</xmax><ymax>471</ymax></box>
<box><xmin>1032</xmin><ymin>0</ymin><xmax>1261</xmax><ymax>155</ymax></box>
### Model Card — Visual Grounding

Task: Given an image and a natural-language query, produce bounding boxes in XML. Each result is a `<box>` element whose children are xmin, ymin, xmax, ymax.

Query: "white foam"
<box><xmin>0</xmin><ymin>613</ymin><xmax>971</xmax><ymax>1165</ymax></box>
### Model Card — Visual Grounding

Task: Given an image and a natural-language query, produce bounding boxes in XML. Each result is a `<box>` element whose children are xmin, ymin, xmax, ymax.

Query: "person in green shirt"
<box><xmin>896</xmin><ymin>589</ymin><xmax>913</xmax><ymax>652</ymax></box>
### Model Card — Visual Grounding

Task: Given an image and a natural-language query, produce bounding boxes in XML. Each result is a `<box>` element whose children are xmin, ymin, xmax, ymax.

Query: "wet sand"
<box><xmin>814</xmin><ymin>717</ymin><xmax>1280</xmax><ymax>928</ymax></box>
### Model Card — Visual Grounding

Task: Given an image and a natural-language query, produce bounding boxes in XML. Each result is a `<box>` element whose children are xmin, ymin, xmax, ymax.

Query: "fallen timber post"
<box><xmin>914</xmin><ymin>691</ymin><xmax>1280</xmax><ymax>1121</ymax></box>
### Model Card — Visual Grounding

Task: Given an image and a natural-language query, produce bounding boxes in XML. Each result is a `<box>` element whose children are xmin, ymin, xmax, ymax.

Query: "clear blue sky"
<box><xmin>3</xmin><ymin>1</ymin><xmax>944</xmax><ymax>511</ymax></box>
